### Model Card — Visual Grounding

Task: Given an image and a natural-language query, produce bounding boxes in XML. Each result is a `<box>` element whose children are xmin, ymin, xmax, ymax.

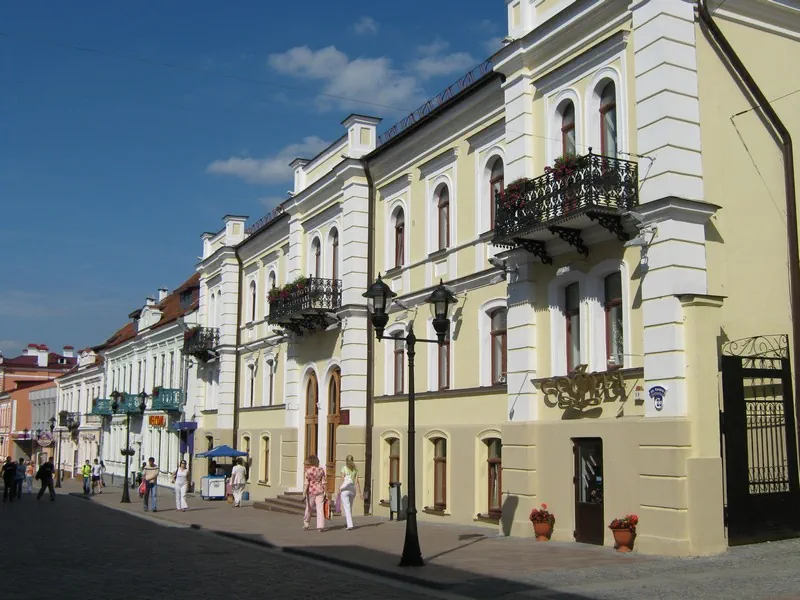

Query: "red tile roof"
<box><xmin>2</xmin><ymin>352</ymin><xmax>77</xmax><ymax>370</ymax></box>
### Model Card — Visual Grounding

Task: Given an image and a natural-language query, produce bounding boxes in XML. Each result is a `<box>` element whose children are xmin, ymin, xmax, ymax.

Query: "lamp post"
<box><xmin>111</xmin><ymin>390</ymin><xmax>147</xmax><ymax>504</ymax></box>
<box><xmin>54</xmin><ymin>413</ymin><xmax>76</xmax><ymax>488</ymax></box>
<box><xmin>22</xmin><ymin>427</ymin><xmax>29</xmax><ymax>458</ymax></box>
<box><xmin>363</xmin><ymin>275</ymin><xmax>456</xmax><ymax>568</ymax></box>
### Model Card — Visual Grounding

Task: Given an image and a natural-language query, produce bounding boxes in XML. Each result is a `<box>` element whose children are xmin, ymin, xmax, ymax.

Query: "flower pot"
<box><xmin>611</xmin><ymin>528</ymin><xmax>635</xmax><ymax>552</ymax></box>
<box><xmin>532</xmin><ymin>521</ymin><xmax>553</xmax><ymax>541</ymax></box>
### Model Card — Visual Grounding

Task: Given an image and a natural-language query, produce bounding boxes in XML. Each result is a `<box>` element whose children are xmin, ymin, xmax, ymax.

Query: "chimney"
<box><xmin>24</xmin><ymin>343</ymin><xmax>38</xmax><ymax>356</ymax></box>
<box><xmin>36</xmin><ymin>346</ymin><xmax>48</xmax><ymax>367</ymax></box>
<box><xmin>146</xmin><ymin>297</ymin><xmax>156</xmax><ymax>307</ymax></box>
<box><xmin>342</xmin><ymin>114</ymin><xmax>381</xmax><ymax>159</ymax></box>
<box><xmin>62</xmin><ymin>346</ymin><xmax>74</xmax><ymax>358</ymax></box>
<box><xmin>158</xmin><ymin>288</ymin><xmax>169</xmax><ymax>302</ymax></box>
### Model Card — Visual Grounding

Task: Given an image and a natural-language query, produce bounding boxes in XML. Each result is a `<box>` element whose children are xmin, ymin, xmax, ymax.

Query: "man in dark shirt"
<box><xmin>2</xmin><ymin>457</ymin><xmax>17</xmax><ymax>502</ymax></box>
<box><xmin>35</xmin><ymin>460</ymin><xmax>56</xmax><ymax>501</ymax></box>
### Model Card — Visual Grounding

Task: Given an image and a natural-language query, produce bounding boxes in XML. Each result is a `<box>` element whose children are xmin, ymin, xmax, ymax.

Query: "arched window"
<box><xmin>486</xmin><ymin>438</ymin><xmax>502</xmax><ymax>517</ymax></box>
<box><xmin>490</xmin><ymin>308</ymin><xmax>507</xmax><ymax>384</ymax></box>
<box><xmin>267</xmin><ymin>271</ymin><xmax>276</xmax><ymax>317</ymax></box>
<box><xmin>599</xmin><ymin>81</ymin><xmax>617</xmax><ymax>157</ymax></box>
<box><xmin>393</xmin><ymin>333</ymin><xmax>404</xmax><ymax>395</ymax></box>
<box><xmin>265</xmin><ymin>359</ymin><xmax>275</xmax><ymax>406</ymax></box>
<box><xmin>565</xmin><ymin>282</ymin><xmax>581</xmax><ymax>371</ymax></box>
<box><xmin>209</xmin><ymin>293</ymin><xmax>216</xmax><ymax>327</ymax></box>
<box><xmin>387</xmin><ymin>437</ymin><xmax>400</xmax><ymax>484</ymax></box>
<box><xmin>489</xmin><ymin>158</ymin><xmax>504</xmax><ymax>229</ymax></box>
<box><xmin>247</xmin><ymin>364</ymin><xmax>255</xmax><ymax>408</ymax></box>
<box><xmin>311</xmin><ymin>238</ymin><xmax>321</xmax><ymax>278</ymax></box>
<box><xmin>330</xmin><ymin>229</ymin><xmax>339</xmax><ymax>280</ymax></box>
<box><xmin>393</xmin><ymin>208</ymin><xmax>405</xmax><ymax>268</ymax></box>
<box><xmin>438</xmin><ymin>333</ymin><xmax>450</xmax><ymax>391</ymax></box>
<box><xmin>305</xmin><ymin>372</ymin><xmax>319</xmax><ymax>458</ymax></box>
<box><xmin>561</xmin><ymin>101</ymin><xmax>576</xmax><ymax>155</ymax></box>
<box><xmin>261</xmin><ymin>435</ymin><xmax>270</xmax><ymax>483</ymax></box>
<box><xmin>437</xmin><ymin>186</ymin><xmax>450</xmax><ymax>251</ymax></box>
<box><xmin>249</xmin><ymin>280</ymin><xmax>257</xmax><ymax>322</ymax></box>
<box><xmin>432</xmin><ymin>437</ymin><xmax>447</xmax><ymax>510</ymax></box>
<box><xmin>242</xmin><ymin>435</ymin><xmax>251</xmax><ymax>480</ymax></box>
<box><xmin>604</xmin><ymin>272</ymin><xmax>623</xmax><ymax>366</ymax></box>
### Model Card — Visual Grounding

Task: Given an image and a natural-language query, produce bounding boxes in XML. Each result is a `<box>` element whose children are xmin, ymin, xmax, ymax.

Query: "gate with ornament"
<box><xmin>719</xmin><ymin>335</ymin><xmax>800</xmax><ymax>545</ymax></box>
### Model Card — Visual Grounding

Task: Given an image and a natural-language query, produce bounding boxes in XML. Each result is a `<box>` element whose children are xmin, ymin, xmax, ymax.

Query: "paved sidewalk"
<box><xmin>70</xmin><ymin>481</ymin><xmax>800</xmax><ymax>600</ymax></box>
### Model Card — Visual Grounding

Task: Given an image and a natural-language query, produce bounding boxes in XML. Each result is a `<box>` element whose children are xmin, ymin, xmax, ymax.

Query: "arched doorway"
<box><xmin>304</xmin><ymin>372</ymin><xmax>319</xmax><ymax>459</ymax></box>
<box><xmin>326</xmin><ymin>368</ymin><xmax>341</xmax><ymax>495</ymax></box>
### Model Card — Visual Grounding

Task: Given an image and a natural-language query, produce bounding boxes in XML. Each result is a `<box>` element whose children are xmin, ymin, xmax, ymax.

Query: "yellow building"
<box><xmin>192</xmin><ymin>0</ymin><xmax>800</xmax><ymax>556</ymax></box>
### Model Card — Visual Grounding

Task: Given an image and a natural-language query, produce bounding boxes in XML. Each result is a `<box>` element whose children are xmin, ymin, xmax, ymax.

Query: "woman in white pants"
<box><xmin>338</xmin><ymin>455</ymin><xmax>362</xmax><ymax>531</ymax></box>
<box><xmin>172</xmin><ymin>460</ymin><xmax>189</xmax><ymax>512</ymax></box>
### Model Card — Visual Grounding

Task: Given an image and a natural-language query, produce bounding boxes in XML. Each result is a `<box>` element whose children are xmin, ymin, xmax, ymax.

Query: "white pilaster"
<box><xmin>503</xmin><ymin>73</ymin><xmax>536</xmax><ymax>182</ymax></box>
<box><xmin>506</xmin><ymin>250</ymin><xmax>538</xmax><ymax>421</ymax></box>
<box><xmin>287</xmin><ymin>218</ymin><xmax>304</xmax><ymax>281</ymax></box>
<box><xmin>339</xmin><ymin>314</ymin><xmax>368</xmax><ymax>427</ymax></box>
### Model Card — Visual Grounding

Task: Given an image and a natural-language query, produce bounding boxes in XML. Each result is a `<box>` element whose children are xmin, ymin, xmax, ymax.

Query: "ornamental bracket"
<box><xmin>512</xmin><ymin>238</ymin><xmax>552</xmax><ymax>265</ymax></box>
<box><xmin>548</xmin><ymin>226</ymin><xmax>589</xmax><ymax>256</ymax></box>
<box><xmin>586</xmin><ymin>212</ymin><xmax>629</xmax><ymax>242</ymax></box>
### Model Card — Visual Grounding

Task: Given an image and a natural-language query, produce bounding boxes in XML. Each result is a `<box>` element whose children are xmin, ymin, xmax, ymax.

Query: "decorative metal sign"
<box><xmin>37</xmin><ymin>432</ymin><xmax>53</xmax><ymax>447</ymax></box>
<box><xmin>648</xmin><ymin>385</ymin><xmax>667</xmax><ymax>411</ymax></box>
<box><xmin>79</xmin><ymin>433</ymin><xmax>97</xmax><ymax>442</ymax></box>
<box><xmin>149</xmin><ymin>415</ymin><xmax>166</xmax><ymax>428</ymax></box>
<box><xmin>539</xmin><ymin>364</ymin><xmax>626</xmax><ymax>411</ymax></box>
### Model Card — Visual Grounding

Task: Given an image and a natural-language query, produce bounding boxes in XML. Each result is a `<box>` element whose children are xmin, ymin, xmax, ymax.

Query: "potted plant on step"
<box><xmin>609</xmin><ymin>514</ymin><xmax>638</xmax><ymax>552</ymax></box>
<box><xmin>529</xmin><ymin>503</ymin><xmax>555</xmax><ymax>541</ymax></box>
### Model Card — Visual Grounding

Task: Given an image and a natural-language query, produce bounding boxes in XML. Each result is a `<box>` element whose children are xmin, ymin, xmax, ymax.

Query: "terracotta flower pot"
<box><xmin>611</xmin><ymin>528</ymin><xmax>635</xmax><ymax>552</ymax></box>
<box><xmin>532</xmin><ymin>521</ymin><xmax>553</xmax><ymax>541</ymax></box>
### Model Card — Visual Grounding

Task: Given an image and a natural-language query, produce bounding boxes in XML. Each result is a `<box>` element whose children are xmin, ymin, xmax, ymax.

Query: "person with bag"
<box><xmin>302</xmin><ymin>455</ymin><xmax>326</xmax><ymax>532</ymax></box>
<box><xmin>35</xmin><ymin>459</ymin><xmax>56</xmax><ymax>501</ymax></box>
<box><xmin>172</xmin><ymin>460</ymin><xmax>189</xmax><ymax>512</ymax></box>
<box><xmin>338</xmin><ymin>455</ymin><xmax>363</xmax><ymax>531</ymax></box>
<box><xmin>230</xmin><ymin>458</ymin><xmax>247</xmax><ymax>508</ymax></box>
<box><xmin>142</xmin><ymin>457</ymin><xmax>159</xmax><ymax>512</ymax></box>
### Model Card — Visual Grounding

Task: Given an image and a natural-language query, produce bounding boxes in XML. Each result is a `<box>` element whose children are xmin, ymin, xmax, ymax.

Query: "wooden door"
<box><xmin>326</xmin><ymin>368</ymin><xmax>341</xmax><ymax>495</ymax></box>
<box><xmin>304</xmin><ymin>373</ymin><xmax>319</xmax><ymax>459</ymax></box>
<box><xmin>574</xmin><ymin>438</ymin><xmax>604</xmax><ymax>545</ymax></box>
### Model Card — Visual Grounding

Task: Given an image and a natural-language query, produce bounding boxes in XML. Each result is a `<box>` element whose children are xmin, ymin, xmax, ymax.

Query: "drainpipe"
<box><xmin>361</xmin><ymin>157</ymin><xmax>376</xmax><ymax>515</ymax></box>
<box><xmin>232</xmin><ymin>246</ymin><xmax>245</xmax><ymax>449</ymax></box>
<box><xmin>697</xmin><ymin>1</ymin><xmax>800</xmax><ymax>429</ymax></box>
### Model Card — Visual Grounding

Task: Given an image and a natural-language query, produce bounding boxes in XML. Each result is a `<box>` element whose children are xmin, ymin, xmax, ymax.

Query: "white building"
<box><xmin>98</xmin><ymin>275</ymin><xmax>201</xmax><ymax>487</ymax></box>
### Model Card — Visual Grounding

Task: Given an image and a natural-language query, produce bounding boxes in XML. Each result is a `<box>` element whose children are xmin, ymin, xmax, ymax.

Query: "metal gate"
<box><xmin>720</xmin><ymin>335</ymin><xmax>800</xmax><ymax>545</ymax></box>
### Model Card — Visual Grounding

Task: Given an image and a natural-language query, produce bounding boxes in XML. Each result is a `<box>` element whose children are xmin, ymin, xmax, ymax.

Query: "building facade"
<box><xmin>28</xmin><ymin>381</ymin><xmax>58</xmax><ymax>462</ymax></box>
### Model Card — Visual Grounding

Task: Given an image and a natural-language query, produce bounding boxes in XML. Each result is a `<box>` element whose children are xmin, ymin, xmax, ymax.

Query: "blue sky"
<box><xmin>0</xmin><ymin>1</ymin><xmax>505</xmax><ymax>357</ymax></box>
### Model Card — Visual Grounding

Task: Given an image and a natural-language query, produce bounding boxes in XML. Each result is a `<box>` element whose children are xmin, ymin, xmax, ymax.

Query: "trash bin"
<box><xmin>389</xmin><ymin>482</ymin><xmax>402</xmax><ymax>521</ymax></box>
<box><xmin>243</xmin><ymin>491</ymin><xmax>250</xmax><ymax>501</ymax></box>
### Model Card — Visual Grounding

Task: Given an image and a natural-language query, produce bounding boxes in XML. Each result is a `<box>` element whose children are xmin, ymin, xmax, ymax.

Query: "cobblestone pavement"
<box><xmin>65</xmin><ymin>481</ymin><xmax>800</xmax><ymax>599</ymax></box>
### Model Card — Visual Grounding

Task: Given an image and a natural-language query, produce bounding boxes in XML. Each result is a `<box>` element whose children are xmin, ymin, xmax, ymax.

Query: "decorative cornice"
<box><xmin>377</xmin><ymin>173</ymin><xmax>413</xmax><ymax>200</ymax></box>
<box><xmin>637</xmin><ymin>197</ymin><xmax>721</xmax><ymax>225</ymax></box>
<box><xmin>418</xmin><ymin>147</ymin><xmax>460</xmax><ymax>179</ymax></box>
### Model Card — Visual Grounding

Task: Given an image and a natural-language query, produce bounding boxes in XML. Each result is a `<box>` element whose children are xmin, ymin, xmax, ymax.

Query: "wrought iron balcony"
<box><xmin>92</xmin><ymin>398</ymin><xmax>113</xmax><ymax>416</ymax></box>
<box><xmin>151</xmin><ymin>388</ymin><xmax>183</xmax><ymax>412</ymax></box>
<box><xmin>58</xmin><ymin>411</ymin><xmax>81</xmax><ymax>429</ymax></box>
<box><xmin>116</xmin><ymin>393</ymin><xmax>147</xmax><ymax>414</ymax></box>
<box><xmin>183</xmin><ymin>326</ymin><xmax>219</xmax><ymax>362</ymax></box>
<box><xmin>492</xmin><ymin>151</ymin><xmax>638</xmax><ymax>262</ymax></box>
<box><xmin>268</xmin><ymin>277</ymin><xmax>341</xmax><ymax>335</ymax></box>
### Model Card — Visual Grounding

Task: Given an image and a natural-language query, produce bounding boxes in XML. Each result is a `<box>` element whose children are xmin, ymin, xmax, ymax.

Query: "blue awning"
<box><xmin>171</xmin><ymin>422</ymin><xmax>198</xmax><ymax>432</ymax></box>
<box><xmin>196</xmin><ymin>444</ymin><xmax>248</xmax><ymax>458</ymax></box>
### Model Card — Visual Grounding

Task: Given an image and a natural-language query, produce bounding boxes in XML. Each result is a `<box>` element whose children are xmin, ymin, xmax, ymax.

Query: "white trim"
<box><xmin>478</xmin><ymin>298</ymin><xmax>509</xmax><ymax>387</ymax></box>
<box><xmin>308</xmin><ymin>234</ymin><xmax>322</xmax><ymax>279</ymax></box>
<box><xmin>386</xmin><ymin>200</ymin><xmax>409</xmax><ymax>273</ymax></box>
<box><xmin>327</xmin><ymin>225</ymin><xmax>340</xmax><ymax>280</ymax></box>
<box><xmin>426</xmin><ymin>317</ymin><xmax>454</xmax><ymax>392</ymax></box>
<box><xmin>384</xmin><ymin>322</ymin><xmax>407</xmax><ymax>396</ymax></box>
<box><xmin>426</xmin><ymin>173</ymin><xmax>456</xmax><ymax>255</ymax></box>
<box><xmin>548</xmin><ymin>269</ymin><xmax>588</xmax><ymax>376</ymax></box>
<box><xmin>585</xmin><ymin>65</ymin><xmax>627</xmax><ymax>156</ymax></box>
<box><xmin>547</xmin><ymin>88</ymin><xmax>582</xmax><ymax>164</ymax></box>
<box><xmin>587</xmin><ymin>259</ymin><xmax>632</xmax><ymax>370</ymax></box>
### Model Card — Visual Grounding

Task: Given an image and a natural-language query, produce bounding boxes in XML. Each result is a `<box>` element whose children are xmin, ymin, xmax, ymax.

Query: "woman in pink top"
<box><xmin>302</xmin><ymin>455</ymin><xmax>326</xmax><ymax>532</ymax></box>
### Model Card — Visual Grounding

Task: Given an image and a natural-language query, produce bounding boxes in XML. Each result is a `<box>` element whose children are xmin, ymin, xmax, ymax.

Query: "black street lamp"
<box><xmin>111</xmin><ymin>390</ymin><xmax>147</xmax><ymax>504</ymax></box>
<box><xmin>54</xmin><ymin>413</ymin><xmax>77</xmax><ymax>488</ymax></box>
<box><xmin>363</xmin><ymin>275</ymin><xmax>456</xmax><ymax>568</ymax></box>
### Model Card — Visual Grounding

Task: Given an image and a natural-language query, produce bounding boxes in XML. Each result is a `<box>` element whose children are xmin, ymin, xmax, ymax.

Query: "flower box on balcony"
<box><xmin>268</xmin><ymin>276</ymin><xmax>342</xmax><ymax>334</ymax></box>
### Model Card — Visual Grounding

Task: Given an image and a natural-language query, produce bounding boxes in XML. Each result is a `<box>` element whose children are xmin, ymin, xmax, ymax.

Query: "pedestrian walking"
<box><xmin>302</xmin><ymin>455</ymin><xmax>326</xmax><ymax>532</ymax></box>
<box><xmin>35</xmin><ymin>459</ymin><xmax>56</xmax><ymax>501</ymax></box>
<box><xmin>337</xmin><ymin>455</ymin><xmax>363</xmax><ymax>531</ymax></box>
<box><xmin>91</xmin><ymin>459</ymin><xmax>103</xmax><ymax>494</ymax></box>
<box><xmin>14</xmin><ymin>458</ymin><xmax>25</xmax><ymax>499</ymax></box>
<box><xmin>99</xmin><ymin>460</ymin><xmax>107</xmax><ymax>489</ymax></box>
<box><xmin>2</xmin><ymin>457</ymin><xmax>16</xmax><ymax>502</ymax></box>
<box><xmin>24</xmin><ymin>461</ymin><xmax>34</xmax><ymax>494</ymax></box>
<box><xmin>230</xmin><ymin>458</ymin><xmax>247</xmax><ymax>508</ymax></box>
<box><xmin>81</xmin><ymin>460</ymin><xmax>92</xmax><ymax>494</ymax></box>
<box><xmin>172</xmin><ymin>460</ymin><xmax>189</xmax><ymax>512</ymax></box>
<box><xmin>142</xmin><ymin>457</ymin><xmax>159</xmax><ymax>512</ymax></box>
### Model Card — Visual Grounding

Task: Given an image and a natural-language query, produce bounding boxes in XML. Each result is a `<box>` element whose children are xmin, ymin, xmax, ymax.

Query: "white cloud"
<box><xmin>409</xmin><ymin>39</ymin><xmax>477</xmax><ymax>81</ymax></box>
<box><xmin>268</xmin><ymin>45</ymin><xmax>423</xmax><ymax>112</ymax></box>
<box><xmin>416</xmin><ymin>39</ymin><xmax>450</xmax><ymax>56</ymax></box>
<box><xmin>352</xmin><ymin>16</ymin><xmax>379</xmax><ymax>36</ymax></box>
<box><xmin>207</xmin><ymin>136</ymin><xmax>330</xmax><ymax>184</ymax></box>
<box><xmin>0</xmin><ymin>340</ymin><xmax>21</xmax><ymax>355</ymax></box>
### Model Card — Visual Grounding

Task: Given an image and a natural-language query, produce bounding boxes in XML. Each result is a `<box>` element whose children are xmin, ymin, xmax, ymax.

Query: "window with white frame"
<box><xmin>209</xmin><ymin>293</ymin><xmax>216</xmax><ymax>327</ymax></box>
<box><xmin>247</xmin><ymin>363</ymin><xmax>255</xmax><ymax>408</ymax></box>
<box><xmin>265</xmin><ymin>358</ymin><xmax>275</xmax><ymax>406</ymax></box>
<box><xmin>436</xmin><ymin>185</ymin><xmax>450</xmax><ymax>251</ymax></box>
<box><xmin>560</xmin><ymin>100</ymin><xmax>577</xmax><ymax>156</ymax></box>
<box><xmin>311</xmin><ymin>237</ymin><xmax>321</xmax><ymax>278</ymax></box>
<box><xmin>249</xmin><ymin>280</ymin><xmax>257</xmax><ymax>322</ymax></box>
<box><xmin>432</xmin><ymin>437</ymin><xmax>447</xmax><ymax>510</ymax></box>
<box><xmin>599</xmin><ymin>81</ymin><xmax>617</xmax><ymax>157</ymax></box>
<box><xmin>267</xmin><ymin>270</ymin><xmax>276</xmax><ymax>317</ymax></box>
<box><xmin>438</xmin><ymin>333</ymin><xmax>450</xmax><ymax>391</ymax></box>
<box><xmin>604</xmin><ymin>272</ymin><xmax>623</xmax><ymax>367</ymax></box>
<box><xmin>490</xmin><ymin>308</ymin><xmax>507</xmax><ymax>384</ymax></box>
<box><xmin>261</xmin><ymin>435</ymin><xmax>270</xmax><ymax>483</ymax></box>
<box><xmin>393</xmin><ymin>332</ymin><xmax>404</xmax><ymax>395</ymax></box>
<box><xmin>168</xmin><ymin>351</ymin><xmax>175</xmax><ymax>387</ymax></box>
<box><xmin>488</xmin><ymin>157</ymin><xmax>504</xmax><ymax>229</ymax></box>
<box><xmin>329</xmin><ymin>228</ymin><xmax>339</xmax><ymax>280</ymax></box>
<box><xmin>392</xmin><ymin>207</ymin><xmax>405</xmax><ymax>268</ymax></box>
<box><xmin>387</xmin><ymin>437</ymin><xmax>400</xmax><ymax>484</ymax></box>
<box><xmin>565</xmin><ymin>282</ymin><xmax>581</xmax><ymax>372</ymax></box>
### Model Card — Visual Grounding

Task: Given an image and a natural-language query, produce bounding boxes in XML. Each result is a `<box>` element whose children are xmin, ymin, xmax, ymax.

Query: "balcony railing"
<box><xmin>151</xmin><ymin>388</ymin><xmax>183</xmax><ymax>412</ymax></box>
<box><xmin>268</xmin><ymin>277</ymin><xmax>341</xmax><ymax>335</ymax></box>
<box><xmin>492</xmin><ymin>151</ymin><xmax>638</xmax><ymax>252</ymax></box>
<box><xmin>184</xmin><ymin>326</ymin><xmax>219</xmax><ymax>362</ymax></box>
<box><xmin>92</xmin><ymin>398</ymin><xmax>113</xmax><ymax>416</ymax></box>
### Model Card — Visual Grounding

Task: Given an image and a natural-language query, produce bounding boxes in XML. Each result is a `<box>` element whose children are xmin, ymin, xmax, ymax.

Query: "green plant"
<box><xmin>529</xmin><ymin>503</ymin><xmax>556</xmax><ymax>525</ymax></box>
<box><xmin>545</xmin><ymin>153</ymin><xmax>583</xmax><ymax>179</ymax></box>
<box><xmin>499</xmin><ymin>177</ymin><xmax>531</xmax><ymax>212</ymax></box>
<box><xmin>609</xmin><ymin>514</ymin><xmax>639</xmax><ymax>531</ymax></box>
<box><xmin>268</xmin><ymin>276</ymin><xmax>310</xmax><ymax>302</ymax></box>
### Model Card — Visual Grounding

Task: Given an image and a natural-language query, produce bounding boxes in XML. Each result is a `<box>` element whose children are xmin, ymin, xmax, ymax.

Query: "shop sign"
<box><xmin>649</xmin><ymin>385</ymin><xmax>667</xmax><ymax>411</ymax></box>
<box><xmin>37</xmin><ymin>432</ymin><xmax>53</xmax><ymax>447</ymax></box>
<box><xmin>149</xmin><ymin>416</ymin><xmax>166</xmax><ymax>428</ymax></box>
<box><xmin>539</xmin><ymin>364</ymin><xmax>626</xmax><ymax>411</ymax></box>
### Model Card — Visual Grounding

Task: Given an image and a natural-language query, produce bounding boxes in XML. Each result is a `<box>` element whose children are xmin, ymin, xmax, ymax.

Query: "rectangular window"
<box><xmin>565</xmin><ymin>283</ymin><xmax>581</xmax><ymax>372</ymax></box>
<box><xmin>168</xmin><ymin>352</ymin><xmax>175</xmax><ymax>388</ymax></box>
<box><xmin>393</xmin><ymin>334</ymin><xmax>404</xmax><ymax>395</ymax></box>
<box><xmin>604</xmin><ymin>272</ymin><xmax>624</xmax><ymax>366</ymax></box>
<box><xmin>160</xmin><ymin>355</ymin><xmax>165</xmax><ymax>386</ymax></box>
<box><xmin>389</xmin><ymin>438</ymin><xmax>400</xmax><ymax>484</ymax></box>
<box><xmin>438</xmin><ymin>336</ymin><xmax>450</xmax><ymax>391</ymax></box>
<box><xmin>263</xmin><ymin>437</ymin><xmax>270</xmax><ymax>483</ymax></box>
<box><xmin>490</xmin><ymin>309</ymin><xmax>507</xmax><ymax>384</ymax></box>
<box><xmin>433</xmin><ymin>438</ymin><xmax>447</xmax><ymax>510</ymax></box>
<box><xmin>487</xmin><ymin>438</ymin><xmax>502</xmax><ymax>516</ymax></box>
<box><xmin>266</xmin><ymin>360</ymin><xmax>274</xmax><ymax>406</ymax></box>
<box><xmin>395</xmin><ymin>219</ymin><xmax>405</xmax><ymax>268</ymax></box>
